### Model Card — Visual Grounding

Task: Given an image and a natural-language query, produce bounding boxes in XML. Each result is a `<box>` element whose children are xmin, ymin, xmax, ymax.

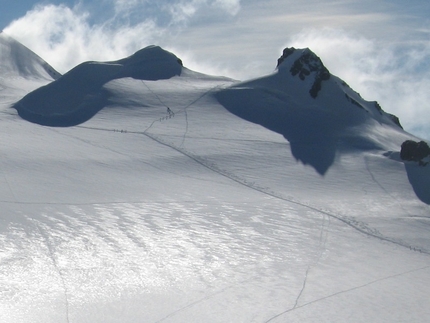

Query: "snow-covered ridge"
<box><xmin>216</xmin><ymin>47</ymin><xmax>406</xmax><ymax>174</ymax></box>
<box><xmin>275</xmin><ymin>47</ymin><xmax>401</xmax><ymax>126</ymax></box>
<box><xmin>10</xmin><ymin>42</ymin><xmax>411</xmax><ymax>174</ymax></box>
<box><xmin>12</xmin><ymin>45</ymin><xmax>183</xmax><ymax>126</ymax></box>
<box><xmin>0</xmin><ymin>31</ymin><xmax>60</xmax><ymax>80</ymax></box>
<box><xmin>11</xmin><ymin>43</ymin><xmax>402</xmax><ymax>134</ymax></box>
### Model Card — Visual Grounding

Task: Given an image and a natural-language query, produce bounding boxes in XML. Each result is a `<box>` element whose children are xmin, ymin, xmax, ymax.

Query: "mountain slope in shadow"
<box><xmin>216</xmin><ymin>47</ymin><xmax>404</xmax><ymax>175</ymax></box>
<box><xmin>12</xmin><ymin>46</ymin><xmax>182</xmax><ymax>126</ymax></box>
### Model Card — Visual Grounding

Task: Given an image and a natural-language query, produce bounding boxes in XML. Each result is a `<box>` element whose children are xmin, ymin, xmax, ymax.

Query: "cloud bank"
<box><xmin>4</xmin><ymin>0</ymin><xmax>241</xmax><ymax>73</ymax></box>
<box><xmin>4</xmin><ymin>4</ymin><xmax>160</xmax><ymax>72</ymax></box>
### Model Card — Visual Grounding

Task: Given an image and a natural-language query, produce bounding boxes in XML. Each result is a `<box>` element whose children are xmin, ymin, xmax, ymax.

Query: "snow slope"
<box><xmin>13</xmin><ymin>45</ymin><xmax>182</xmax><ymax>126</ymax></box>
<box><xmin>0</xmin><ymin>39</ymin><xmax>430</xmax><ymax>322</ymax></box>
<box><xmin>0</xmin><ymin>31</ymin><xmax>60</xmax><ymax>81</ymax></box>
<box><xmin>216</xmin><ymin>47</ymin><xmax>404</xmax><ymax>175</ymax></box>
<box><xmin>0</xmin><ymin>31</ymin><xmax>60</xmax><ymax>104</ymax></box>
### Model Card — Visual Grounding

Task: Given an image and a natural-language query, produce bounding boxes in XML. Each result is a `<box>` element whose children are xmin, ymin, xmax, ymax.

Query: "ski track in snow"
<box><xmin>141</xmin><ymin>81</ymin><xmax>226</xmax><ymax>134</ymax></box>
<box><xmin>293</xmin><ymin>213</ymin><xmax>330</xmax><ymax>310</ymax></box>
<box><xmin>364</xmin><ymin>156</ymin><xmax>412</xmax><ymax>218</ymax></box>
<box><xmin>293</xmin><ymin>266</ymin><xmax>311</xmax><ymax>310</ymax></box>
<box><xmin>153</xmin><ymin>277</ymin><xmax>256</xmax><ymax>323</ymax></box>
<box><xmin>70</xmin><ymin>105</ymin><xmax>430</xmax><ymax>262</ymax></box>
<box><xmin>290</xmin><ymin>213</ymin><xmax>330</xmax><ymax>314</ymax></box>
<box><xmin>74</xmin><ymin>117</ymin><xmax>430</xmax><ymax>257</ymax></box>
<box><xmin>364</xmin><ymin>156</ymin><xmax>390</xmax><ymax>196</ymax></box>
<box><xmin>108</xmin><ymin>87</ymin><xmax>427</xmax><ymax>255</ymax></box>
<box><xmin>263</xmin><ymin>264</ymin><xmax>430</xmax><ymax>322</ymax></box>
<box><xmin>180</xmin><ymin>109</ymin><xmax>188</xmax><ymax>148</ymax></box>
<box><xmin>42</xmin><ymin>125</ymin><xmax>234</xmax><ymax>188</ymax></box>
<box><xmin>139</xmin><ymin>131</ymin><xmax>430</xmax><ymax>255</ymax></box>
<box><xmin>3</xmin><ymin>104</ymin><xmax>428</xmax><ymax>321</ymax></box>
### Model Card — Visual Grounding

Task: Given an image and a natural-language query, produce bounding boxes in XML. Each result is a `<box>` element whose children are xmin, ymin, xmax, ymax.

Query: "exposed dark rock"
<box><xmin>388</xmin><ymin>114</ymin><xmax>403</xmax><ymax>129</ymax></box>
<box><xmin>276</xmin><ymin>47</ymin><xmax>296</xmax><ymax>67</ymax></box>
<box><xmin>374</xmin><ymin>101</ymin><xmax>383</xmax><ymax>114</ymax></box>
<box><xmin>309</xmin><ymin>68</ymin><xmax>330</xmax><ymax>98</ymax></box>
<box><xmin>341</xmin><ymin>81</ymin><xmax>350</xmax><ymax>88</ymax></box>
<box><xmin>400</xmin><ymin>140</ymin><xmax>430</xmax><ymax>165</ymax></box>
<box><xmin>345</xmin><ymin>94</ymin><xmax>365</xmax><ymax>110</ymax></box>
<box><xmin>277</xmin><ymin>48</ymin><xmax>330</xmax><ymax>99</ymax></box>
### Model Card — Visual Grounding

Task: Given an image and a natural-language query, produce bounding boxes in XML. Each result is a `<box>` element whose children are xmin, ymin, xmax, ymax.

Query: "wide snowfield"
<box><xmin>1</xmin><ymin>67</ymin><xmax>430</xmax><ymax>323</ymax></box>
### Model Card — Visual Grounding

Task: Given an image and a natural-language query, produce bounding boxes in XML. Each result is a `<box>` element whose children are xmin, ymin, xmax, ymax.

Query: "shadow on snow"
<box><xmin>404</xmin><ymin>163</ymin><xmax>430</xmax><ymax>205</ymax></box>
<box><xmin>215</xmin><ymin>86</ymin><xmax>379</xmax><ymax>176</ymax></box>
<box><xmin>12</xmin><ymin>46</ymin><xmax>182</xmax><ymax>127</ymax></box>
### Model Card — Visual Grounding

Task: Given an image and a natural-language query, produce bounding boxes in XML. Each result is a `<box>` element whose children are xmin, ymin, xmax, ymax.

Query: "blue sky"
<box><xmin>1</xmin><ymin>0</ymin><xmax>430</xmax><ymax>139</ymax></box>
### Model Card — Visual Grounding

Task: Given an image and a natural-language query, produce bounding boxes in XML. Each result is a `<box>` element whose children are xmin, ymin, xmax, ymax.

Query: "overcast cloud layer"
<box><xmin>3</xmin><ymin>0</ymin><xmax>430</xmax><ymax>139</ymax></box>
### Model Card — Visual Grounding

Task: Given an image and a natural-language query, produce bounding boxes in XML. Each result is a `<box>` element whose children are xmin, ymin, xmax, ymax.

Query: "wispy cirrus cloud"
<box><xmin>109</xmin><ymin>0</ymin><xmax>240</xmax><ymax>24</ymax></box>
<box><xmin>213</xmin><ymin>0</ymin><xmax>240</xmax><ymax>15</ymax></box>
<box><xmin>161</xmin><ymin>0</ymin><xmax>241</xmax><ymax>25</ymax></box>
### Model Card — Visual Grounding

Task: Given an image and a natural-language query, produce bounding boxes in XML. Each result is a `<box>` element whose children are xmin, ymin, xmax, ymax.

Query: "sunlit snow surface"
<box><xmin>1</xmin><ymin>70</ymin><xmax>430</xmax><ymax>323</ymax></box>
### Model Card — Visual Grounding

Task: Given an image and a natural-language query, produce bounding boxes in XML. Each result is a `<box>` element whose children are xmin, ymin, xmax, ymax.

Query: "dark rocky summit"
<box><xmin>277</xmin><ymin>47</ymin><xmax>330</xmax><ymax>98</ymax></box>
<box><xmin>276</xmin><ymin>47</ymin><xmax>296</xmax><ymax>67</ymax></box>
<box><xmin>388</xmin><ymin>113</ymin><xmax>402</xmax><ymax>129</ymax></box>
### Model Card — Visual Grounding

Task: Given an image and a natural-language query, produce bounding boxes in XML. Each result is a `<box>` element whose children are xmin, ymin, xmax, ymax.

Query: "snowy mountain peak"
<box><xmin>118</xmin><ymin>45</ymin><xmax>182</xmax><ymax>66</ymax></box>
<box><xmin>216</xmin><ymin>46</ymin><xmax>407</xmax><ymax>174</ymax></box>
<box><xmin>0</xmin><ymin>31</ymin><xmax>60</xmax><ymax>80</ymax></box>
<box><xmin>276</xmin><ymin>47</ymin><xmax>330</xmax><ymax>98</ymax></box>
<box><xmin>114</xmin><ymin>45</ymin><xmax>183</xmax><ymax>80</ymax></box>
<box><xmin>13</xmin><ymin>45</ymin><xmax>183</xmax><ymax>126</ymax></box>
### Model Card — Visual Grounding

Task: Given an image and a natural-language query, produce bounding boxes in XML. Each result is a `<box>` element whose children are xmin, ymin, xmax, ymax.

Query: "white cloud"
<box><xmin>3</xmin><ymin>0</ymin><xmax>242</xmax><ymax>72</ymax></box>
<box><xmin>4</xmin><ymin>4</ymin><xmax>163</xmax><ymax>73</ymax></box>
<box><xmin>164</xmin><ymin>0</ymin><xmax>240</xmax><ymax>24</ymax></box>
<box><xmin>287</xmin><ymin>28</ymin><xmax>430</xmax><ymax>140</ymax></box>
<box><xmin>166</xmin><ymin>0</ymin><xmax>202</xmax><ymax>24</ymax></box>
<box><xmin>213</xmin><ymin>0</ymin><xmax>240</xmax><ymax>15</ymax></box>
<box><xmin>111</xmin><ymin>0</ymin><xmax>141</xmax><ymax>12</ymax></box>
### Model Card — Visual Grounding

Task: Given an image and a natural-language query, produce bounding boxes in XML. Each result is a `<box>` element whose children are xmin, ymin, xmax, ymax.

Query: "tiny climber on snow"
<box><xmin>167</xmin><ymin>107</ymin><xmax>174</xmax><ymax>117</ymax></box>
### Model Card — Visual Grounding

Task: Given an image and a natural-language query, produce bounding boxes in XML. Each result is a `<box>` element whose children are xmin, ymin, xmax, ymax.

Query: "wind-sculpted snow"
<box><xmin>13</xmin><ymin>46</ymin><xmax>182</xmax><ymax>126</ymax></box>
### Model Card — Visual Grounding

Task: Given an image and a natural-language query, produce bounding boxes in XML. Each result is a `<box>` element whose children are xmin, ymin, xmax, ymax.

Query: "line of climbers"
<box><xmin>159</xmin><ymin>107</ymin><xmax>175</xmax><ymax>121</ymax></box>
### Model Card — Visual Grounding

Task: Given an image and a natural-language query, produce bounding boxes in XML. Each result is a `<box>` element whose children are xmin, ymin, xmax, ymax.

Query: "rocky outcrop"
<box><xmin>400</xmin><ymin>140</ymin><xmax>430</xmax><ymax>165</ymax></box>
<box><xmin>276</xmin><ymin>47</ymin><xmax>296</xmax><ymax>67</ymax></box>
<box><xmin>388</xmin><ymin>113</ymin><xmax>402</xmax><ymax>129</ymax></box>
<box><xmin>277</xmin><ymin>47</ymin><xmax>330</xmax><ymax>98</ymax></box>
